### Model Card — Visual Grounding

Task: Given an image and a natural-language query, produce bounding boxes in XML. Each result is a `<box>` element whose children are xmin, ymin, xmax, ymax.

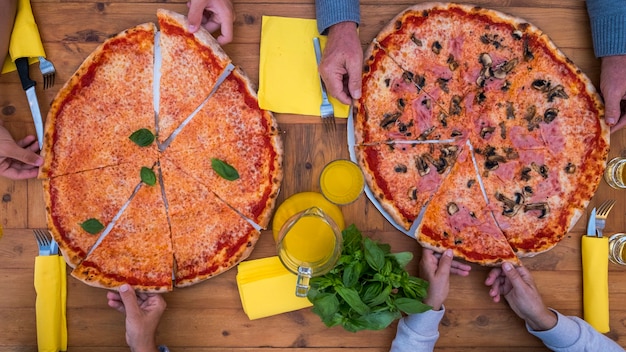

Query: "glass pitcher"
<box><xmin>275</xmin><ymin>206</ymin><xmax>342</xmax><ymax>297</ymax></box>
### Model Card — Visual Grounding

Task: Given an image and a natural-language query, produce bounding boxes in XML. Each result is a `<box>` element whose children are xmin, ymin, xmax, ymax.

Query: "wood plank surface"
<box><xmin>1</xmin><ymin>0</ymin><xmax>626</xmax><ymax>351</ymax></box>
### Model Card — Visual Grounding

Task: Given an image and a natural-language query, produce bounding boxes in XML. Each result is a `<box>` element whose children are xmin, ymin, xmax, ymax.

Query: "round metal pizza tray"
<box><xmin>346</xmin><ymin>108</ymin><xmax>418</xmax><ymax>239</ymax></box>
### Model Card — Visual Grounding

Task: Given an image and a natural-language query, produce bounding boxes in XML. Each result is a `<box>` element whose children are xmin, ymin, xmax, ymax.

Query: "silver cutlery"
<box><xmin>595</xmin><ymin>199</ymin><xmax>616</xmax><ymax>238</ymax></box>
<box><xmin>33</xmin><ymin>229</ymin><xmax>58</xmax><ymax>256</ymax></box>
<box><xmin>16</xmin><ymin>58</ymin><xmax>44</xmax><ymax>149</ymax></box>
<box><xmin>38</xmin><ymin>56</ymin><xmax>56</xmax><ymax>90</ymax></box>
<box><xmin>312</xmin><ymin>37</ymin><xmax>336</xmax><ymax>132</ymax></box>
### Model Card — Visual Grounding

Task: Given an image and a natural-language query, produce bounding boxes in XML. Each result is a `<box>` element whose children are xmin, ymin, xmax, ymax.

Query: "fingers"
<box><xmin>436</xmin><ymin>249</ymin><xmax>453</xmax><ymax>277</ymax></box>
<box><xmin>346</xmin><ymin>59</ymin><xmax>362</xmax><ymax>101</ymax></box>
<box><xmin>186</xmin><ymin>0</ymin><xmax>205</xmax><ymax>32</ymax></box>
<box><xmin>610</xmin><ymin>113</ymin><xmax>626</xmax><ymax>133</ymax></box>
<box><xmin>118</xmin><ymin>284</ymin><xmax>141</xmax><ymax>318</ymax></box>
<box><xmin>106</xmin><ymin>290</ymin><xmax>126</xmax><ymax>313</ymax></box>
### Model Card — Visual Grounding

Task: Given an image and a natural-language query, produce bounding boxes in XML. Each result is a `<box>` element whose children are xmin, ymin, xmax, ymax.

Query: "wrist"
<box><xmin>328</xmin><ymin>21</ymin><xmax>358</xmax><ymax>36</ymax></box>
<box><xmin>525</xmin><ymin>308</ymin><xmax>557</xmax><ymax>331</ymax></box>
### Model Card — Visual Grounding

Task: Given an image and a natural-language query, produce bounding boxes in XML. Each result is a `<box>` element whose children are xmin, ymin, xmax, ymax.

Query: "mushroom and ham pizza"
<box><xmin>354</xmin><ymin>3</ymin><xmax>609</xmax><ymax>265</ymax></box>
<box><xmin>40</xmin><ymin>9</ymin><xmax>283</xmax><ymax>292</ymax></box>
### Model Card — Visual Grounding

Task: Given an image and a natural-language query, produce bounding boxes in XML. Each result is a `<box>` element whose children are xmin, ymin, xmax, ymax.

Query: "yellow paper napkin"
<box><xmin>581</xmin><ymin>235</ymin><xmax>610</xmax><ymax>333</ymax></box>
<box><xmin>237</xmin><ymin>256</ymin><xmax>312</xmax><ymax>320</ymax></box>
<box><xmin>258</xmin><ymin>16</ymin><xmax>350</xmax><ymax>118</ymax></box>
<box><xmin>34</xmin><ymin>255</ymin><xmax>67</xmax><ymax>352</ymax></box>
<box><xmin>2</xmin><ymin>0</ymin><xmax>46</xmax><ymax>74</ymax></box>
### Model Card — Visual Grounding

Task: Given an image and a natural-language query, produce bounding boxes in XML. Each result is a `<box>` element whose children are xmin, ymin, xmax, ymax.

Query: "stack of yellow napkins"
<box><xmin>237</xmin><ymin>256</ymin><xmax>312</xmax><ymax>320</ymax></box>
<box><xmin>258</xmin><ymin>16</ymin><xmax>350</xmax><ymax>118</ymax></box>
<box><xmin>2</xmin><ymin>0</ymin><xmax>46</xmax><ymax>74</ymax></box>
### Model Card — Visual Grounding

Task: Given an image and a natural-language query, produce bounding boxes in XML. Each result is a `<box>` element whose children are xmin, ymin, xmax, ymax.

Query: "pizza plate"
<box><xmin>346</xmin><ymin>108</ymin><xmax>418</xmax><ymax>239</ymax></box>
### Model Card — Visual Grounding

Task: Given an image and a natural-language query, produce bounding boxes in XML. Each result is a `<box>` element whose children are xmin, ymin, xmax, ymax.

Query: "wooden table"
<box><xmin>1</xmin><ymin>0</ymin><xmax>625</xmax><ymax>350</ymax></box>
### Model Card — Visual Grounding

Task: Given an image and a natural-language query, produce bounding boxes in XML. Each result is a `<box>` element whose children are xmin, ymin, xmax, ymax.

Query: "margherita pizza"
<box><xmin>354</xmin><ymin>3</ymin><xmax>609</xmax><ymax>265</ymax></box>
<box><xmin>40</xmin><ymin>9</ymin><xmax>283</xmax><ymax>291</ymax></box>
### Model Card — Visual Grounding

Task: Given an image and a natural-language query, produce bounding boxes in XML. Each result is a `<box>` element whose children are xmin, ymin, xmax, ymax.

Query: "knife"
<box><xmin>581</xmin><ymin>207</ymin><xmax>610</xmax><ymax>333</ymax></box>
<box><xmin>15</xmin><ymin>57</ymin><xmax>44</xmax><ymax>149</ymax></box>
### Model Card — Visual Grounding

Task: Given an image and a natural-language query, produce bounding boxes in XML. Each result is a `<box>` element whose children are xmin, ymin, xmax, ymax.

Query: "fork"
<box><xmin>595</xmin><ymin>199</ymin><xmax>616</xmax><ymax>238</ymax></box>
<box><xmin>312</xmin><ymin>37</ymin><xmax>336</xmax><ymax>132</ymax></box>
<box><xmin>33</xmin><ymin>229</ymin><xmax>57</xmax><ymax>256</ymax></box>
<box><xmin>38</xmin><ymin>56</ymin><xmax>56</xmax><ymax>90</ymax></box>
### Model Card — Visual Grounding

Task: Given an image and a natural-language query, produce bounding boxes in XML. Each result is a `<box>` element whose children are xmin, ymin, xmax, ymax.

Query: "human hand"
<box><xmin>107</xmin><ymin>284</ymin><xmax>166</xmax><ymax>352</ymax></box>
<box><xmin>485</xmin><ymin>262</ymin><xmax>557</xmax><ymax>331</ymax></box>
<box><xmin>599</xmin><ymin>55</ymin><xmax>626</xmax><ymax>133</ymax></box>
<box><xmin>0</xmin><ymin>123</ymin><xmax>42</xmax><ymax>180</ymax></box>
<box><xmin>419</xmin><ymin>248</ymin><xmax>471</xmax><ymax>310</ymax></box>
<box><xmin>319</xmin><ymin>21</ymin><xmax>362</xmax><ymax>105</ymax></box>
<box><xmin>186</xmin><ymin>0</ymin><xmax>234</xmax><ymax>45</ymax></box>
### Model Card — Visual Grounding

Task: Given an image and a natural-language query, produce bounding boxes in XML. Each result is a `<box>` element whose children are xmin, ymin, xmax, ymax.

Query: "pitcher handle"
<box><xmin>295</xmin><ymin>266</ymin><xmax>312</xmax><ymax>297</ymax></box>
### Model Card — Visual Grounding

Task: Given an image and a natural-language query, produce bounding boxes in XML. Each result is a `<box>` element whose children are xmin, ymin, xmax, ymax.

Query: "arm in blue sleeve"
<box><xmin>586</xmin><ymin>0</ymin><xmax>626</xmax><ymax>57</ymax></box>
<box><xmin>528</xmin><ymin>309</ymin><xmax>624</xmax><ymax>352</ymax></box>
<box><xmin>315</xmin><ymin>0</ymin><xmax>360</xmax><ymax>35</ymax></box>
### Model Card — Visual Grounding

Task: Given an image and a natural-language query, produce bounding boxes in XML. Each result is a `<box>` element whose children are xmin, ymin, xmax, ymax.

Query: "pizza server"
<box><xmin>4</xmin><ymin>0</ymin><xmax>47</xmax><ymax>149</ymax></box>
<box><xmin>581</xmin><ymin>207</ymin><xmax>610</xmax><ymax>333</ymax></box>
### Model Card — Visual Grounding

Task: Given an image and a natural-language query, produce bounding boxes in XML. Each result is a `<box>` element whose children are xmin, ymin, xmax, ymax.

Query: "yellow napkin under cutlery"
<box><xmin>581</xmin><ymin>235</ymin><xmax>610</xmax><ymax>333</ymax></box>
<box><xmin>2</xmin><ymin>0</ymin><xmax>46</xmax><ymax>74</ymax></box>
<box><xmin>258</xmin><ymin>16</ymin><xmax>350</xmax><ymax>118</ymax></box>
<box><xmin>237</xmin><ymin>256</ymin><xmax>312</xmax><ymax>320</ymax></box>
<box><xmin>34</xmin><ymin>255</ymin><xmax>67</xmax><ymax>352</ymax></box>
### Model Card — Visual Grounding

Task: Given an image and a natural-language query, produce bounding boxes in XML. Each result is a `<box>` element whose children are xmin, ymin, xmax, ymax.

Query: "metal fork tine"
<box><xmin>38</xmin><ymin>56</ymin><xmax>56</xmax><ymax>90</ymax></box>
<box><xmin>597</xmin><ymin>199</ymin><xmax>616</xmax><ymax>217</ymax></box>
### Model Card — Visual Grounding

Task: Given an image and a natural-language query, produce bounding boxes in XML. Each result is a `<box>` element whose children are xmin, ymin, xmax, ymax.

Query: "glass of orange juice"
<box><xmin>604</xmin><ymin>157</ymin><xmax>626</xmax><ymax>189</ymax></box>
<box><xmin>275</xmin><ymin>206</ymin><xmax>342</xmax><ymax>297</ymax></box>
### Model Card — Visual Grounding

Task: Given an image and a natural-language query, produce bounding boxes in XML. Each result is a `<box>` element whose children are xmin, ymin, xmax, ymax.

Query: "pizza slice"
<box><xmin>417</xmin><ymin>146</ymin><xmax>519</xmax><ymax>265</ymax></box>
<box><xmin>43</xmin><ymin>161</ymin><xmax>153</xmax><ymax>268</ymax></box>
<box><xmin>156</xmin><ymin>8</ymin><xmax>232</xmax><ymax>144</ymax></box>
<box><xmin>40</xmin><ymin>23</ymin><xmax>157</xmax><ymax>178</ymax></box>
<box><xmin>71</xmin><ymin>181</ymin><xmax>174</xmax><ymax>293</ymax></box>
<box><xmin>160</xmin><ymin>159</ymin><xmax>260</xmax><ymax>287</ymax></box>
<box><xmin>355</xmin><ymin>141</ymin><xmax>460</xmax><ymax>230</ymax></box>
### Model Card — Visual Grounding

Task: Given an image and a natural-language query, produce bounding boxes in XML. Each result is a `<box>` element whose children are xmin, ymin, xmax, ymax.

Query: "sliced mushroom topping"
<box><xmin>410</xmin><ymin>34</ymin><xmax>423</xmax><ymax>46</ymax></box>
<box><xmin>432</xmin><ymin>40</ymin><xmax>442</xmax><ymax>54</ymax></box>
<box><xmin>413</xmin><ymin>73</ymin><xmax>426</xmax><ymax>88</ymax></box>
<box><xmin>441</xmin><ymin>145</ymin><xmax>459</xmax><ymax>158</ymax></box>
<box><xmin>480</xmin><ymin>126</ymin><xmax>496</xmax><ymax>139</ymax></box>
<box><xmin>424</xmin><ymin>154</ymin><xmax>448</xmax><ymax>174</ymax></box>
<box><xmin>524</xmin><ymin>202</ymin><xmax>550</xmax><ymax>219</ymax></box>
<box><xmin>496</xmin><ymin>192</ymin><xmax>523</xmax><ymax>217</ymax></box>
<box><xmin>380</xmin><ymin>112</ymin><xmax>401</xmax><ymax>129</ymax></box>
<box><xmin>402</xmin><ymin>71</ymin><xmax>414</xmax><ymax>84</ymax></box>
<box><xmin>394</xmin><ymin>164</ymin><xmax>408</xmax><ymax>173</ymax></box>
<box><xmin>415</xmin><ymin>155</ymin><xmax>431</xmax><ymax>177</ymax></box>
<box><xmin>499</xmin><ymin>121</ymin><xmax>507</xmax><ymax>139</ymax></box>
<box><xmin>384</xmin><ymin>78</ymin><xmax>391</xmax><ymax>87</ymax></box>
<box><xmin>506</xmin><ymin>102</ymin><xmax>515</xmax><ymax>119</ymax></box>
<box><xmin>416</xmin><ymin>126</ymin><xmax>434</xmax><ymax>141</ymax></box>
<box><xmin>421</xmin><ymin>97</ymin><xmax>432</xmax><ymax>109</ymax></box>
<box><xmin>397</xmin><ymin>98</ymin><xmax>406</xmax><ymax>111</ymax></box>
<box><xmin>503</xmin><ymin>147</ymin><xmax>519</xmax><ymax>160</ymax></box>
<box><xmin>514</xmin><ymin>192</ymin><xmax>525</xmax><ymax>204</ymax></box>
<box><xmin>523</xmin><ymin>38</ymin><xmax>534</xmax><ymax>61</ymax></box>
<box><xmin>475</xmin><ymin>90</ymin><xmax>487</xmax><ymax>104</ymax></box>
<box><xmin>467</xmin><ymin>179</ymin><xmax>476</xmax><ymax>188</ymax></box>
<box><xmin>531</xmin><ymin>162</ymin><xmax>549</xmax><ymax>179</ymax></box>
<box><xmin>547</xmin><ymin>84</ymin><xmax>569</xmax><ymax>102</ymax></box>
<box><xmin>454</xmin><ymin>238</ymin><xmax>463</xmax><ymax>245</ymax></box>
<box><xmin>450</xmin><ymin>95</ymin><xmax>462</xmax><ymax>115</ymax></box>
<box><xmin>447</xmin><ymin>54</ymin><xmax>459</xmax><ymax>71</ymax></box>
<box><xmin>531</xmin><ymin>79</ymin><xmax>550</xmax><ymax>92</ymax></box>
<box><xmin>408</xmin><ymin>187</ymin><xmax>417</xmax><ymax>200</ymax></box>
<box><xmin>492</xmin><ymin>68</ymin><xmax>507</xmax><ymax>80</ymax></box>
<box><xmin>523</xmin><ymin>185</ymin><xmax>533</xmax><ymax>195</ymax></box>
<box><xmin>439</xmin><ymin>112</ymin><xmax>448</xmax><ymax>127</ymax></box>
<box><xmin>479</xmin><ymin>53</ymin><xmax>493</xmax><ymax>67</ymax></box>
<box><xmin>521</xmin><ymin>166</ymin><xmax>532</xmax><ymax>181</ymax></box>
<box><xmin>447</xmin><ymin>202</ymin><xmax>460</xmax><ymax>215</ymax></box>
<box><xmin>485</xmin><ymin>159</ymin><xmax>500</xmax><ymax>171</ymax></box>
<box><xmin>512</xmin><ymin>30</ymin><xmax>523</xmax><ymax>40</ymax></box>
<box><xmin>544</xmin><ymin>108</ymin><xmax>558</xmax><ymax>123</ymax></box>
<box><xmin>436</xmin><ymin>77</ymin><xmax>450</xmax><ymax>93</ymax></box>
<box><xmin>501</xmin><ymin>80</ymin><xmax>511</xmax><ymax>91</ymax></box>
<box><xmin>565</xmin><ymin>162</ymin><xmax>576</xmax><ymax>174</ymax></box>
<box><xmin>487</xmin><ymin>154</ymin><xmax>507</xmax><ymax>164</ymax></box>
<box><xmin>450</xmin><ymin>130</ymin><xmax>463</xmax><ymax>137</ymax></box>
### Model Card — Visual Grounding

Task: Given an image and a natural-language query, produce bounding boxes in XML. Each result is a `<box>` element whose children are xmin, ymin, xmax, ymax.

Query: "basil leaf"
<box><xmin>354</xmin><ymin>310</ymin><xmax>401</xmax><ymax>331</ymax></box>
<box><xmin>140</xmin><ymin>167</ymin><xmax>157</xmax><ymax>186</ymax></box>
<box><xmin>211</xmin><ymin>158</ymin><xmax>239</xmax><ymax>181</ymax></box>
<box><xmin>309</xmin><ymin>292</ymin><xmax>340</xmax><ymax>319</ymax></box>
<box><xmin>81</xmin><ymin>218</ymin><xmax>104</xmax><ymax>235</ymax></box>
<box><xmin>388</xmin><ymin>251</ymin><xmax>413</xmax><ymax>268</ymax></box>
<box><xmin>367</xmin><ymin>284</ymin><xmax>392</xmax><ymax>306</ymax></box>
<box><xmin>335</xmin><ymin>286</ymin><xmax>370</xmax><ymax>315</ymax></box>
<box><xmin>129</xmin><ymin>128</ymin><xmax>155</xmax><ymax>147</ymax></box>
<box><xmin>394</xmin><ymin>297</ymin><xmax>432</xmax><ymax>314</ymax></box>
<box><xmin>364</xmin><ymin>238</ymin><xmax>385</xmax><ymax>271</ymax></box>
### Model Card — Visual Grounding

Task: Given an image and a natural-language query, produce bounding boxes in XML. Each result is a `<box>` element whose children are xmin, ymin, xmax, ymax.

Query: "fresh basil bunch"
<box><xmin>307</xmin><ymin>224</ymin><xmax>431</xmax><ymax>332</ymax></box>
